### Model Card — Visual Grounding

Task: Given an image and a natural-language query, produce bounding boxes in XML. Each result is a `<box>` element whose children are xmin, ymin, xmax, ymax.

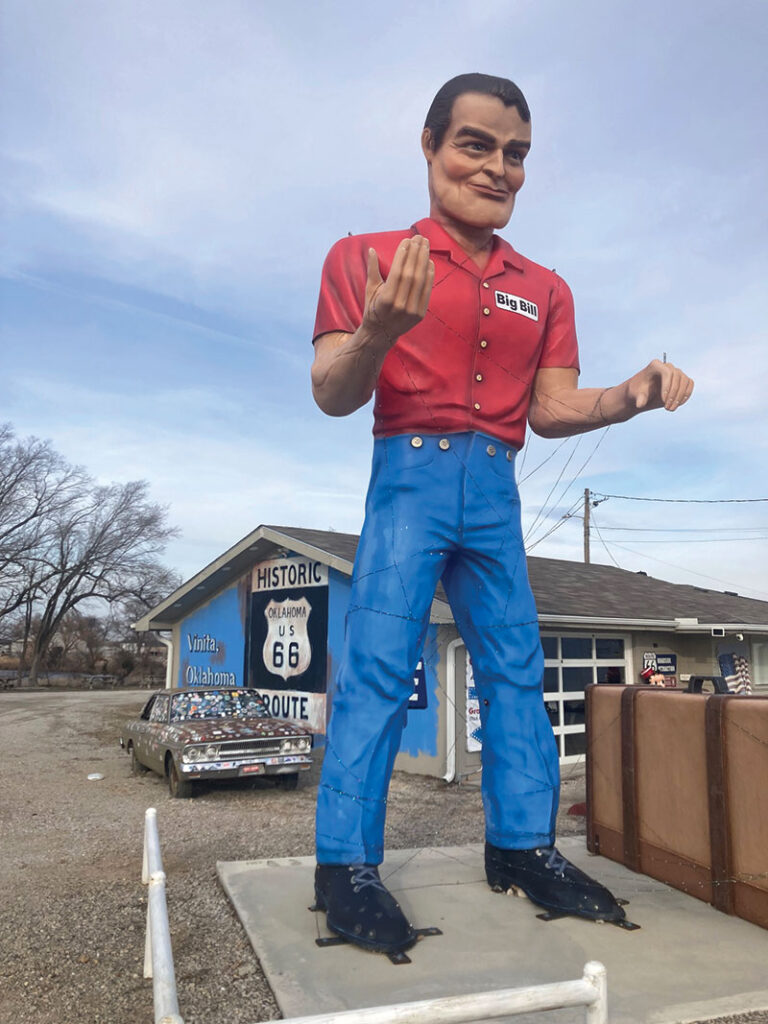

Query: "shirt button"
<box><xmin>476</xmin><ymin>374</ymin><xmax>483</xmax><ymax>382</ymax></box>
<box><xmin>482</xmin><ymin>307</ymin><xmax>490</xmax><ymax>316</ymax></box>
<box><xmin>410</xmin><ymin>436</ymin><xmax>423</xmax><ymax>448</ymax></box>
<box><xmin>486</xmin><ymin>445</ymin><xmax>497</xmax><ymax>457</ymax></box>
<box><xmin>482</xmin><ymin>281</ymin><xmax>490</xmax><ymax>289</ymax></box>
<box><xmin>480</xmin><ymin>340</ymin><xmax>488</xmax><ymax>349</ymax></box>
<box><xmin>439</xmin><ymin>438</ymin><xmax>450</xmax><ymax>451</ymax></box>
<box><xmin>474</xmin><ymin>402</ymin><xmax>481</xmax><ymax>411</ymax></box>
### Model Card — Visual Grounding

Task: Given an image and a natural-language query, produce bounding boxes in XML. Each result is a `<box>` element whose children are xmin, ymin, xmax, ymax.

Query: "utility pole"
<box><xmin>583</xmin><ymin>487</ymin><xmax>590</xmax><ymax>564</ymax></box>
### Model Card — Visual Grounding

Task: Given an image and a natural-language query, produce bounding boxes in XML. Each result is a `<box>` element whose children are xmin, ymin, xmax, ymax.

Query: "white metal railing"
<box><xmin>141</xmin><ymin>806</ymin><xmax>606</xmax><ymax>1024</ymax></box>
<box><xmin>258</xmin><ymin>961</ymin><xmax>608</xmax><ymax>1024</ymax></box>
<box><xmin>142</xmin><ymin>807</ymin><xmax>184</xmax><ymax>1024</ymax></box>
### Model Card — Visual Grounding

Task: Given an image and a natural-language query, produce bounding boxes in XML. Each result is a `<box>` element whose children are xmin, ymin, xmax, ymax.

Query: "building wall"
<box><xmin>160</xmin><ymin>549</ymin><xmax>768</xmax><ymax>784</ymax></box>
<box><xmin>173</xmin><ymin>576</ymin><xmax>250</xmax><ymax>689</ymax></box>
<box><xmin>629</xmin><ymin>632</ymin><xmax>719</xmax><ymax>685</ymax></box>
<box><xmin>393</xmin><ymin>623</ymin><xmax>444</xmax><ymax>776</ymax></box>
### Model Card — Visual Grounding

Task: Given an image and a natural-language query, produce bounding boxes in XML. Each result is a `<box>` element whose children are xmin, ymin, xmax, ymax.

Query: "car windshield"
<box><xmin>169</xmin><ymin>689</ymin><xmax>270</xmax><ymax>722</ymax></box>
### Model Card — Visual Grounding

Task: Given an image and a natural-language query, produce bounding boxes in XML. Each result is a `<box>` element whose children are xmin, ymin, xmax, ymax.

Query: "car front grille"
<box><xmin>218</xmin><ymin>739</ymin><xmax>284</xmax><ymax>759</ymax></box>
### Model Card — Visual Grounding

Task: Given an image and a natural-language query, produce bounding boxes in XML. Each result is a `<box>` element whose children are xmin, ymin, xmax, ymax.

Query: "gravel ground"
<box><xmin>1</xmin><ymin>689</ymin><xmax>765</xmax><ymax>1024</ymax></box>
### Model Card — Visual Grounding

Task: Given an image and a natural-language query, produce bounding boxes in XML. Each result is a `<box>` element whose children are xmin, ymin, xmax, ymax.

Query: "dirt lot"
<box><xmin>2</xmin><ymin>690</ymin><xmax>763</xmax><ymax>1024</ymax></box>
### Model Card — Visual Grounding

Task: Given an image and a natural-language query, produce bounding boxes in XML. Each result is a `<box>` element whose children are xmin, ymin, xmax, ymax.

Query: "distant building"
<box><xmin>133</xmin><ymin>525</ymin><xmax>768</xmax><ymax>777</ymax></box>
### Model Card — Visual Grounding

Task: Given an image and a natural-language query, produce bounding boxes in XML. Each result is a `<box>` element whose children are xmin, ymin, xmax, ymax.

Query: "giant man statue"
<box><xmin>310</xmin><ymin>73</ymin><xmax>693</xmax><ymax>954</ymax></box>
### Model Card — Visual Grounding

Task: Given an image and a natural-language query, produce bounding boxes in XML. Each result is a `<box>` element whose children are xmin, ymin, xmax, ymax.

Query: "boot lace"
<box><xmin>350</xmin><ymin>866</ymin><xmax>387</xmax><ymax>893</ymax></box>
<box><xmin>543</xmin><ymin>848</ymin><xmax>569</xmax><ymax>878</ymax></box>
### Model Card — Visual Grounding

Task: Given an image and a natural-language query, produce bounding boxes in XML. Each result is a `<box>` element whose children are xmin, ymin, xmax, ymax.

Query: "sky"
<box><xmin>2</xmin><ymin>0</ymin><xmax>768</xmax><ymax>602</ymax></box>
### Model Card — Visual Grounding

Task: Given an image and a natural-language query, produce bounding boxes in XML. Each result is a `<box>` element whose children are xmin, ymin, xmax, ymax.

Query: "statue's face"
<box><xmin>422</xmin><ymin>92</ymin><xmax>531</xmax><ymax>231</ymax></box>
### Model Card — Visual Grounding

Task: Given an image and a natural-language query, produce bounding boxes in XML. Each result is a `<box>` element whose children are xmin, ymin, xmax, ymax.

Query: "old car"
<box><xmin>120</xmin><ymin>687</ymin><xmax>313</xmax><ymax>797</ymax></box>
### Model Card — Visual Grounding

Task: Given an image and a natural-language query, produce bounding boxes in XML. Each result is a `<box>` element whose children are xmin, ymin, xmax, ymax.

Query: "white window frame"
<box><xmin>542</xmin><ymin>633</ymin><xmax>633</xmax><ymax>764</ymax></box>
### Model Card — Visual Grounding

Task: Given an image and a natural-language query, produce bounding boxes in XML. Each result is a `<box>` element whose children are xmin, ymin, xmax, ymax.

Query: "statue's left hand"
<box><xmin>625</xmin><ymin>359</ymin><xmax>694</xmax><ymax>412</ymax></box>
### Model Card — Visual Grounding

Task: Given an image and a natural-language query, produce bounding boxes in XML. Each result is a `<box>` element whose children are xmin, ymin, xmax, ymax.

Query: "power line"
<box><xmin>590</xmin><ymin>511</ymin><xmax>622</xmax><ymax>569</ymax></box>
<box><xmin>525</xmin><ymin>496</ymin><xmax>583</xmax><ymax>551</ymax></box>
<box><xmin>524</xmin><ymin>427</ymin><xmax>612</xmax><ymax>547</ymax></box>
<box><xmin>604</xmin><ymin>539</ymin><xmax>768</xmax><ymax>600</ymax></box>
<box><xmin>518</xmin><ymin>436</ymin><xmax>572</xmax><ymax>484</ymax></box>
<box><xmin>593</xmin><ymin>493</ymin><xmax>768</xmax><ymax>504</ymax></box>
<box><xmin>598</xmin><ymin>536</ymin><xmax>768</xmax><ymax>545</ymax></box>
<box><xmin>596</xmin><ymin>525</ymin><xmax>768</xmax><ymax>533</ymax></box>
<box><xmin>523</xmin><ymin>436</ymin><xmax>583</xmax><ymax>543</ymax></box>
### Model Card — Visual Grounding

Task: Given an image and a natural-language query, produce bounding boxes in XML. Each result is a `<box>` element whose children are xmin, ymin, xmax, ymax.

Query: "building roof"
<box><xmin>133</xmin><ymin>524</ymin><xmax>768</xmax><ymax>634</ymax></box>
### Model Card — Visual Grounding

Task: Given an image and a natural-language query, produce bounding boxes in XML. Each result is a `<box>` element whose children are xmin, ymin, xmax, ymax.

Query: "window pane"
<box><xmin>597</xmin><ymin>665</ymin><xmax>625</xmax><ymax>684</ymax></box>
<box><xmin>562</xmin><ymin>637</ymin><xmax>592</xmax><ymax>659</ymax></box>
<box><xmin>563</xmin><ymin>700</ymin><xmax>585</xmax><ymax>726</ymax></box>
<box><xmin>565</xmin><ymin>732</ymin><xmax>587</xmax><ymax>756</ymax></box>
<box><xmin>596</xmin><ymin>637</ymin><xmax>625</xmax><ymax>659</ymax></box>
<box><xmin>543</xmin><ymin>667</ymin><xmax>559</xmax><ymax>693</ymax></box>
<box><xmin>544</xmin><ymin>699</ymin><xmax>560</xmax><ymax>728</ymax></box>
<box><xmin>562</xmin><ymin>666</ymin><xmax>593</xmax><ymax>691</ymax></box>
<box><xmin>541</xmin><ymin>636</ymin><xmax>558</xmax><ymax>659</ymax></box>
<box><xmin>150</xmin><ymin>696</ymin><xmax>169</xmax><ymax>723</ymax></box>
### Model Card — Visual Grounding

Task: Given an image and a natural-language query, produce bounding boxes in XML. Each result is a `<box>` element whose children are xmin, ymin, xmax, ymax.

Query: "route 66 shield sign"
<box><xmin>262</xmin><ymin>597</ymin><xmax>312</xmax><ymax>680</ymax></box>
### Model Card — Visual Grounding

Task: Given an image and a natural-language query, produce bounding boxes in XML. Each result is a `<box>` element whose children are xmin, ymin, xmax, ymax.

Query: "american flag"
<box><xmin>718</xmin><ymin>653</ymin><xmax>752</xmax><ymax>695</ymax></box>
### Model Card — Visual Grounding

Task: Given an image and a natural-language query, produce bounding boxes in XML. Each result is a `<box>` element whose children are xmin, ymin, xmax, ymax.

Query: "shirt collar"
<box><xmin>412</xmin><ymin>217</ymin><xmax>524</xmax><ymax>275</ymax></box>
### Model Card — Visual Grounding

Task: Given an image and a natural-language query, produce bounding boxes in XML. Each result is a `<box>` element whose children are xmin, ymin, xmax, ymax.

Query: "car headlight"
<box><xmin>204</xmin><ymin>744</ymin><xmax>220</xmax><ymax>760</ymax></box>
<box><xmin>183</xmin><ymin>746</ymin><xmax>202</xmax><ymax>763</ymax></box>
<box><xmin>281</xmin><ymin>737</ymin><xmax>311</xmax><ymax>753</ymax></box>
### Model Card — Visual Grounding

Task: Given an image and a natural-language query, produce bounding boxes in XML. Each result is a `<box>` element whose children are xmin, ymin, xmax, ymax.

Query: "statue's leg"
<box><xmin>441</xmin><ymin>434</ymin><xmax>558</xmax><ymax>849</ymax></box>
<box><xmin>314</xmin><ymin>434</ymin><xmax>456</xmax><ymax>951</ymax></box>
<box><xmin>442</xmin><ymin>434</ymin><xmax>625</xmax><ymax>922</ymax></box>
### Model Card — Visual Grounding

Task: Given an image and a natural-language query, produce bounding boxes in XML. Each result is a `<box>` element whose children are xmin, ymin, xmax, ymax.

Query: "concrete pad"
<box><xmin>218</xmin><ymin>839</ymin><xmax>768</xmax><ymax>1024</ymax></box>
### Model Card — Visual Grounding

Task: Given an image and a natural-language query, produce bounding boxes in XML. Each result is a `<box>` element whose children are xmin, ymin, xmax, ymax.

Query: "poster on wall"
<box><xmin>466</xmin><ymin>656</ymin><xmax>482</xmax><ymax>752</ymax></box>
<box><xmin>409</xmin><ymin>659</ymin><xmax>428</xmax><ymax>710</ymax></box>
<box><xmin>249</xmin><ymin>557</ymin><xmax>329</xmax><ymax>732</ymax></box>
<box><xmin>642</xmin><ymin>651</ymin><xmax>678</xmax><ymax>687</ymax></box>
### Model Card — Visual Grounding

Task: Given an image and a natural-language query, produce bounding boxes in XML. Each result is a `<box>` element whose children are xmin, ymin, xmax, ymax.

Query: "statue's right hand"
<box><xmin>362</xmin><ymin>236</ymin><xmax>434</xmax><ymax>345</ymax></box>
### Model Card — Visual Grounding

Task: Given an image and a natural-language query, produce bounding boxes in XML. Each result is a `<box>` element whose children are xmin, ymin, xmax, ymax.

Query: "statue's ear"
<box><xmin>421</xmin><ymin>127</ymin><xmax>435</xmax><ymax>162</ymax></box>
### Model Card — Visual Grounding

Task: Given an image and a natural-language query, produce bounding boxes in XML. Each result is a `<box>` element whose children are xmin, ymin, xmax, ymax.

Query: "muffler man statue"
<box><xmin>310</xmin><ymin>72</ymin><xmax>693</xmax><ymax>954</ymax></box>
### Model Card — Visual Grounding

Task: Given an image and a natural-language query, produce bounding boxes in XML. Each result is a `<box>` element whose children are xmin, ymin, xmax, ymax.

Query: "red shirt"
<box><xmin>313</xmin><ymin>217</ymin><xmax>579</xmax><ymax>449</ymax></box>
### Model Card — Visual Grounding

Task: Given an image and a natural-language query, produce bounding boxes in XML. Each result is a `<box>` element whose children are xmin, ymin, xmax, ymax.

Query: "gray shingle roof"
<box><xmin>134</xmin><ymin>523</ymin><xmax>768</xmax><ymax>630</ymax></box>
<box><xmin>271</xmin><ymin>525</ymin><xmax>768</xmax><ymax>626</ymax></box>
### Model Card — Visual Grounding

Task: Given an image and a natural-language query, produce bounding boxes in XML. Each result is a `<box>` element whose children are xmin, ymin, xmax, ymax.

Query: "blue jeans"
<box><xmin>315</xmin><ymin>432</ymin><xmax>559</xmax><ymax>864</ymax></box>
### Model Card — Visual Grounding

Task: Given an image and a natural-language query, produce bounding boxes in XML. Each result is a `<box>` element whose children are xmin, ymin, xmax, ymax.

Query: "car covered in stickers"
<box><xmin>120</xmin><ymin>687</ymin><xmax>313</xmax><ymax>797</ymax></box>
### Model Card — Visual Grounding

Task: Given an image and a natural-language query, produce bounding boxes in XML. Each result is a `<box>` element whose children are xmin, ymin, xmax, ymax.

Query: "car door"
<box><xmin>145</xmin><ymin>693</ymin><xmax>171</xmax><ymax>773</ymax></box>
<box><xmin>131</xmin><ymin>695</ymin><xmax>156</xmax><ymax>765</ymax></box>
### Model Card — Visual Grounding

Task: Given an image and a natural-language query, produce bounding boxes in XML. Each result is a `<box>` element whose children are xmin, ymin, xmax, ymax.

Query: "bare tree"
<box><xmin>0</xmin><ymin>423</ymin><xmax>88</xmax><ymax>619</ymax></box>
<box><xmin>0</xmin><ymin>424</ymin><xmax>180</xmax><ymax>685</ymax></box>
<box><xmin>27</xmin><ymin>479</ymin><xmax>179</xmax><ymax>683</ymax></box>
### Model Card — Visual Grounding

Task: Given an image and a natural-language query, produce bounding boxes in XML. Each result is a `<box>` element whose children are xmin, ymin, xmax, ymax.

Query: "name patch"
<box><xmin>494</xmin><ymin>291</ymin><xmax>539</xmax><ymax>321</ymax></box>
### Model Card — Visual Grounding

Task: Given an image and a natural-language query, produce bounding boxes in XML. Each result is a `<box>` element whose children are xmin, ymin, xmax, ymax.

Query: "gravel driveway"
<box><xmin>1</xmin><ymin>689</ymin><xmax>765</xmax><ymax>1024</ymax></box>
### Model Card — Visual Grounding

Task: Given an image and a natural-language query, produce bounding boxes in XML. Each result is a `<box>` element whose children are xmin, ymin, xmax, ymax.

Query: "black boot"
<box><xmin>314</xmin><ymin>864</ymin><xmax>417</xmax><ymax>954</ymax></box>
<box><xmin>485</xmin><ymin>843</ymin><xmax>626</xmax><ymax>922</ymax></box>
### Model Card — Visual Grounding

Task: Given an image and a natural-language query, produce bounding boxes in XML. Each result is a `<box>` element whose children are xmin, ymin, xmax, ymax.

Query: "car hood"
<box><xmin>164</xmin><ymin>718</ymin><xmax>310</xmax><ymax>744</ymax></box>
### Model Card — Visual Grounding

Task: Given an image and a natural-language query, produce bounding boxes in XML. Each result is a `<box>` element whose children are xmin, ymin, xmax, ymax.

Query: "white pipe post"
<box><xmin>148</xmin><ymin>870</ymin><xmax>183</xmax><ymax>1024</ymax></box>
<box><xmin>584</xmin><ymin>960</ymin><xmax>608</xmax><ymax>1024</ymax></box>
<box><xmin>443</xmin><ymin>638</ymin><xmax>463</xmax><ymax>782</ymax></box>
<box><xmin>143</xmin><ymin>807</ymin><xmax>158</xmax><ymax>883</ymax></box>
<box><xmin>143</xmin><ymin>808</ymin><xmax>157</xmax><ymax>979</ymax></box>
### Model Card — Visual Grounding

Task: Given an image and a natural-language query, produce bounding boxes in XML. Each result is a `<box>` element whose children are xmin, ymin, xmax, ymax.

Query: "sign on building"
<box><xmin>249</xmin><ymin>557</ymin><xmax>329</xmax><ymax>732</ymax></box>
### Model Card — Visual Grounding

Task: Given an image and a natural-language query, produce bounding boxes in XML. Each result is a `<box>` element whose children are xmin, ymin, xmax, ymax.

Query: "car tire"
<box><xmin>167</xmin><ymin>757</ymin><xmax>193</xmax><ymax>799</ymax></box>
<box><xmin>275</xmin><ymin>773</ymin><xmax>299</xmax><ymax>791</ymax></box>
<box><xmin>130</xmin><ymin>745</ymin><xmax>148</xmax><ymax>776</ymax></box>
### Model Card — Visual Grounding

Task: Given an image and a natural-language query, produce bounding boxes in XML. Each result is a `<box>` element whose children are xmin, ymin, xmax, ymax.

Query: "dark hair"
<box><xmin>424</xmin><ymin>73</ymin><xmax>530</xmax><ymax>151</ymax></box>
